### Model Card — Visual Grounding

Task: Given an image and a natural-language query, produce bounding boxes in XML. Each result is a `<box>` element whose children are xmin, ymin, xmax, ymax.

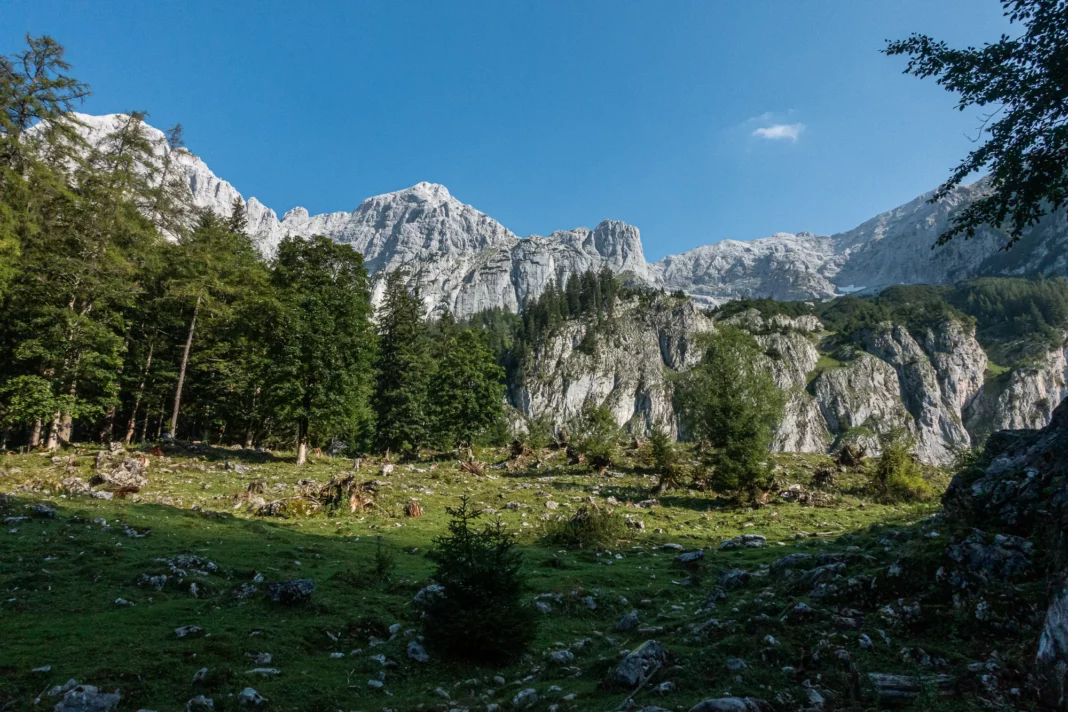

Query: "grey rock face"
<box><xmin>1037</xmin><ymin>576</ymin><xmax>1068</xmax><ymax>706</ymax></box>
<box><xmin>512</xmin><ymin>298</ymin><xmax>1064</xmax><ymax>463</ymax></box>
<box><xmin>614</xmin><ymin>640</ymin><xmax>666</xmax><ymax>687</ymax></box>
<box><xmin>812</xmin><ymin>352</ymin><xmax>910</xmax><ymax>443</ymax></box>
<box><xmin>965</xmin><ymin>338</ymin><xmax>1068</xmax><ymax>443</ymax></box>
<box><xmin>514</xmin><ymin>299</ymin><xmax>713</xmax><ymax>436</ymax></box>
<box><xmin>67</xmin><ymin>114</ymin><xmax>1068</xmax><ymax>322</ymax></box>
<box><xmin>858</xmin><ymin>321</ymin><xmax>984</xmax><ymax>464</ymax></box>
<box><xmin>942</xmin><ymin>399</ymin><xmax>1068</xmax><ymax>707</ymax></box>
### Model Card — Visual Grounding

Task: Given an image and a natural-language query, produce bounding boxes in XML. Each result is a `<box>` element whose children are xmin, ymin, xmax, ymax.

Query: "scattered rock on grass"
<box><xmin>616</xmin><ymin>610</ymin><xmax>640</xmax><ymax>631</ymax></box>
<box><xmin>720</xmin><ymin>534</ymin><xmax>766</xmax><ymax>550</ymax></box>
<box><xmin>265</xmin><ymin>578</ymin><xmax>314</xmax><ymax>603</ymax></box>
<box><xmin>406</xmin><ymin>641</ymin><xmax>429</xmax><ymax>663</ymax></box>
<box><xmin>185</xmin><ymin>695</ymin><xmax>213</xmax><ymax>711</ymax></box>
<box><xmin>413</xmin><ymin>584</ymin><xmax>445</xmax><ymax>607</ymax></box>
<box><xmin>512</xmin><ymin>688</ymin><xmax>537</xmax><ymax>709</ymax></box>
<box><xmin>30</xmin><ymin>503</ymin><xmax>56</xmax><ymax>518</ymax></box>
<box><xmin>548</xmin><ymin>649</ymin><xmax>574</xmax><ymax>664</ymax></box>
<box><xmin>717</xmin><ymin>568</ymin><xmax>750</xmax><ymax>590</ymax></box>
<box><xmin>237</xmin><ymin>688</ymin><xmax>267</xmax><ymax>706</ymax></box>
<box><xmin>614</xmin><ymin>640</ymin><xmax>666</xmax><ymax>687</ymax></box>
<box><xmin>53</xmin><ymin>685</ymin><xmax>120</xmax><ymax>712</ymax></box>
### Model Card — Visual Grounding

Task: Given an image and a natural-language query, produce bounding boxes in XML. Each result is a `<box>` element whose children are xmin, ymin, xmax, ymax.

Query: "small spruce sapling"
<box><xmin>423</xmin><ymin>495</ymin><xmax>535</xmax><ymax>663</ymax></box>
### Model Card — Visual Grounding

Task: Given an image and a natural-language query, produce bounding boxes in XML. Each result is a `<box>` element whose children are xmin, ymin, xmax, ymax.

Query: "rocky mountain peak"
<box><xmin>61</xmin><ymin>113</ymin><xmax>1068</xmax><ymax>318</ymax></box>
<box><xmin>592</xmin><ymin>220</ymin><xmax>646</xmax><ymax>271</ymax></box>
<box><xmin>398</xmin><ymin>181</ymin><xmax>452</xmax><ymax>204</ymax></box>
<box><xmin>281</xmin><ymin>206</ymin><xmax>309</xmax><ymax>222</ymax></box>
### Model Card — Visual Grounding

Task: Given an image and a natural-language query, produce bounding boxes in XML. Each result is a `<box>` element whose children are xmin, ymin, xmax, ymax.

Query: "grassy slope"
<box><xmin>0</xmin><ymin>445</ymin><xmax>1029</xmax><ymax>711</ymax></box>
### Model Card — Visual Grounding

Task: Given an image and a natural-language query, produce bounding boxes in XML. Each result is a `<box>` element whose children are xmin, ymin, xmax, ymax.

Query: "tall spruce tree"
<box><xmin>429</xmin><ymin>328</ymin><xmax>506</xmax><ymax>449</ymax></box>
<box><xmin>171</xmin><ymin>214</ymin><xmax>269</xmax><ymax>442</ymax></box>
<box><xmin>373</xmin><ymin>271</ymin><xmax>432</xmax><ymax>457</ymax></box>
<box><xmin>676</xmin><ymin>327</ymin><xmax>785</xmax><ymax>502</ymax></box>
<box><xmin>2</xmin><ymin>110</ymin><xmax>165</xmax><ymax>448</ymax></box>
<box><xmin>0</xmin><ymin>35</ymin><xmax>89</xmax><ymax>297</ymax></box>
<box><xmin>264</xmin><ymin>235</ymin><xmax>374</xmax><ymax>464</ymax></box>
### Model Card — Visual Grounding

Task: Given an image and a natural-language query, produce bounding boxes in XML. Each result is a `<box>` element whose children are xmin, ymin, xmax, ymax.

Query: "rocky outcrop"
<box><xmin>857</xmin><ymin>321</ymin><xmax>986</xmax><ymax>465</ymax></box>
<box><xmin>755</xmin><ymin>328</ymin><xmax>831</xmax><ymax>453</ymax></box>
<box><xmin>511</xmin><ymin>301</ymin><xmax>1065</xmax><ymax>465</ymax></box>
<box><xmin>942</xmin><ymin>398</ymin><xmax>1068</xmax><ymax>706</ymax></box>
<box><xmin>513</xmin><ymin>299</ymin><xmax>713</xmax><ymax>435</ymax></box>
<box><xmin>811</xmin><ymin>352</ymin><xmax>911</xmax><ymax>450</ymax></box>
<box><xmin>965</xmin><ymin>338</ymin><xmax>1068</xmax><ymax>443</ymax></box>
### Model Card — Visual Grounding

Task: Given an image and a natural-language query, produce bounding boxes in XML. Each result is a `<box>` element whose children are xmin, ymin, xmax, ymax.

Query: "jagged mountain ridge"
<box><xmin>70</xmin><ymin>113</ymin><xmax>1068</xmax><ymax>316</ymax></box>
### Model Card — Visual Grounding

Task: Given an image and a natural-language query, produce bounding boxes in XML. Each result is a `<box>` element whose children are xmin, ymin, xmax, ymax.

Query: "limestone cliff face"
<box><xmin>755</xmin><ymin>329</ymin><xmax>831</xmax><ymax>453</ymax></box>
<box><xmin>964</xmin><ymin>337</ymin><xmax>1068</xmax><ymax>443</ymax></box>
<box><xmin>856</xmin><ymin>321</ymin><xmax>986</xmax><ymax>465</ymax></box>
<box><xmin>811</xmin><ymin>352</ymin><xmax>912</xmax><ymax>449</ymax></box>
<box><xmin>511</xmin><ymin>303</ymin><xmax>1067</xmax><ymax>466</ymax></box>
<box><xmin>513</xmin><ymin>299</ymin><xmax>712</xmax><ymax>436</ymax></box>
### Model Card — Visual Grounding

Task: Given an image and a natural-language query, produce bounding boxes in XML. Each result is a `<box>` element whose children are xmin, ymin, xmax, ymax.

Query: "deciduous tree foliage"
<box><xmin>886</xmin><ymin>0</ymin><xmax>1068</xmax><ymax>248</ymax></box>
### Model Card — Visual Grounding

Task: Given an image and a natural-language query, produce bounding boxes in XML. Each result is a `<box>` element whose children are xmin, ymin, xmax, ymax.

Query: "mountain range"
<box><xmin>74</xmin><ymin>113</ymin><xmax>1068</xmax><ymax>316</ymax></box>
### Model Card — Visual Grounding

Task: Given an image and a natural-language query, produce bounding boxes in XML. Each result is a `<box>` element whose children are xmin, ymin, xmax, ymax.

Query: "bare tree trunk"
<box><xmin>169</xmin><ymin>295</ymin><xmax>200</xmax><ymax>439</ymax></box>
<box><xmin>1</xmin><ymin>426</ymin><xmax>10</xmax><ymax>451</ymax></box>
<box><xmin>124</xmin><ymin>342</ymin><xmax>154</xmax><ymax>444</ymax></box>
<box><xmin>45</xmin><ymin>413</ymin><xmax>60</xmax><ymax>451</ymax></box>
<box><xmin>29</xmin><ymin>419</ymin><xmax>42</xmax><ymax>448</ymax></box>
<box><xmin>295</xmin><ymin>420</ymin><xmax>308</xmax><ymax>466</ymax></box>
<box><xmin>58</xmin><ymin>413</ymin><xmax>72</xmax><ymax>443</ymax></box>
<box><xmin>56</xmin><ymin>380</ymin><xmax>77</xmax><ymax>445</ymax></box>
<box><xmin>243</xmin><ymin>386</ymin><xmax>260</xmax><ymax>449</ymax></box>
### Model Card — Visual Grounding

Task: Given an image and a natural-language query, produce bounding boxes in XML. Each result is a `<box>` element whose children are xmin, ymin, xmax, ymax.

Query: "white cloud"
<box><xmin>752</xmin><ymin>123</ymin><xmax>804</xmax><ymax>142</ymax></box>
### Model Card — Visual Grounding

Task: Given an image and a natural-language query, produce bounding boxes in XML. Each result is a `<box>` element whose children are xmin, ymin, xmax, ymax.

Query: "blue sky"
<box><xmin>2</xmin><ymin>1</ymin><xmax>1012</xmax><ymax>260</ymax></box>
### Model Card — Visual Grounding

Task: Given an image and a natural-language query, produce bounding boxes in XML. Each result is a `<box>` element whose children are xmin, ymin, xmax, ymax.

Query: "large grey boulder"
<box><xmin>53</xmin><ymin>686</ymin><xmax>121</xmax><ymax>712</ymax></box>
<box><xmin>614</xmin><ymin>640</ymin><xmax>666</xmax><ymax>687</ymax></box>
<box><xmin>265</xmin><ymin>578</ymin><xmax>314</xmax><ymax>603</ymax></box>
<box><xmin>90</xmin><ymin>446</ymin><xmax>148</xmax><ymax>492</ymax></box>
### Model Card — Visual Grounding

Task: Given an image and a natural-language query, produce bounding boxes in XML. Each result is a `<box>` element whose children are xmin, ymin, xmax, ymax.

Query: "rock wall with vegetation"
<box><xmin>505</xmin><ymin>278</ymin><xmax>1068</xmax><ymax>465</ymax></box>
